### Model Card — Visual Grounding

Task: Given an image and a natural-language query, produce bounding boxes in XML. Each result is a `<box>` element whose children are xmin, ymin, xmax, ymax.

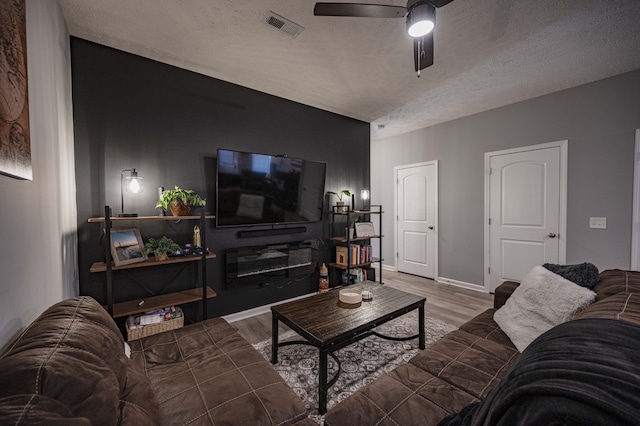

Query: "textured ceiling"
<box><xmin>58</xmin><ymin>0</ymin><xmax>640</xmax><ymax>140</ymax></box>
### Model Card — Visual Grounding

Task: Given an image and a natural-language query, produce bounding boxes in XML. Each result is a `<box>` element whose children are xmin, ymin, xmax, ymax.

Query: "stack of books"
<box><xmin>336</xmin><ymin>244</ymin><xmax>372</xmax><ymax>267</ymax></box>
<box><xmin>341</xmin><ymin>268</ymin><xmax>370</xmax><ymax>284</ymax></box>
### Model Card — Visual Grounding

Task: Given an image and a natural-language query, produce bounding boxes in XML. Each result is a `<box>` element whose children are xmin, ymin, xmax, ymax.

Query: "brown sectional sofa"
<box><xmin>324</xmin><ymin>269</ymin><xmax>640</xmax><ymax>425</ymax></box>
<box><xmin>2</xmin><ymin>270</ymin><xmax>638</xmax><ymax>425</ymax></box>
<box><xmin>0</xmin><ymin>296</ymin><xmax>315</xmax><ymax>426</ymax></box>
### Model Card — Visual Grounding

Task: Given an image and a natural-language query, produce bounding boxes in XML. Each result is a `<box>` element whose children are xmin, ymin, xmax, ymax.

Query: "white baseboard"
<box><xmin>436</xmin><ymin>276</ymin><xmax>487</xmax><ymax>293</ymax></box>
<box><xmin>222</xmin><ymin>292</ymin><xmax>315</xmax><ymax>323</ymax></box>
<box><xmin>382</xmin><ymin>264</ymin><xmax>397</xmax><ymax>272</ymax></box>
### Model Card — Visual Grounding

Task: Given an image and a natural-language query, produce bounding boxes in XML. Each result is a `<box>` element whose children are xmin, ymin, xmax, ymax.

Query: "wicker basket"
<box><xmin>169</xmin><ymin>200</ymin><xmax>193</xmax><ymax>216</ymax></box>
<box><xmin>126</xmin><ymin>307</ymin><xmax>184</xmax><ymax>341</ymax></box>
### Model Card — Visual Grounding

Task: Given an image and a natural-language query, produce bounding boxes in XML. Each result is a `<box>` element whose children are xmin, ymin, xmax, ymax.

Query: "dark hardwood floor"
<box><xmin>231</xmin><ymin>269</ymin><xmax>494</xmax><ymax>345</ymax></box>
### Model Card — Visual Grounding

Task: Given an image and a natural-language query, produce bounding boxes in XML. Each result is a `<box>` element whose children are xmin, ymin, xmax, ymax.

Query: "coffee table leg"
<box><xmin>419</xmin><ymin>303</ymin><xmax>425</xmax><ymax>350</ymax></box>
<box><xmin>271</xmin><ymin>313</ymin><xmax>279</xmax><ymax>364</ymax></box>
<box><xmin>319</xmin><ymin>348</ymin><xmax>328</xmax><ymax>414</ymax></box>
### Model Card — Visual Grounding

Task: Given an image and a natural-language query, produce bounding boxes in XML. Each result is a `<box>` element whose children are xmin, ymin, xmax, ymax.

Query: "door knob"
<box><xmin>548</xmin><ymin>233</ymin><xmax>557</xmax><ymax>238</ymax></box>
<box><xmin>428</xmin><ymin>226</ymin><xmax>434</xmax><ymax>230</ymax></box>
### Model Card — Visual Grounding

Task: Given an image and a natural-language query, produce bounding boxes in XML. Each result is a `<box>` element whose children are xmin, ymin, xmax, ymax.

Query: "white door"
<box><xmin>396</xmin><ymin>161</ymin><xmax>437</xmax><ymax>279</ymax></box>
<box><xmin>631</xmin><ymin>129</ymin><xmax>640</xmax><ymax>271</ymax></box>
<box><xmin>486</xmin><ymin>142</ymin><xmax>567</xmax><ymax>292</ymax></box>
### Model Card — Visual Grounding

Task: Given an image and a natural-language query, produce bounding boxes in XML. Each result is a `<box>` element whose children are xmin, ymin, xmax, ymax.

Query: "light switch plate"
<box><xmin>590</xmin><ymin>217</ymin><xmax>607</xmax><ymax>229</ymax></box>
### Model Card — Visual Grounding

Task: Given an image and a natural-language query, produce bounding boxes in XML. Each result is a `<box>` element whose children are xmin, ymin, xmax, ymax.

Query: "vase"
<box><xmin>345</xmin><ymin>227</ymin><xmax>354</xmax><ymax>239</ymax></box>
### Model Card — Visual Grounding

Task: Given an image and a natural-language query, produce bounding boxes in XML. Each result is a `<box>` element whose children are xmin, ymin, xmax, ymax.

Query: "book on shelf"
<box><xmin>336</xmin><ymin>244</ymin><xmax>373</xmax><ymax>267</ymax></box>
<box><xmin>341</xmin><ymin>267</ymin><xmax>368</xmax><ymax>284</ymax></box>
<box><xmin>336</xmin><ymin>246</ymin><xmax>349</xmax><ymax>267</ymax></box>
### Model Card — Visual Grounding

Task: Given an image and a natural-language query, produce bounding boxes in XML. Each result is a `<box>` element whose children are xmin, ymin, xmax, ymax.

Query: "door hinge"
<box><xmin>397</xmin><ymin>252</ymin><xmax>399</xmax><ymax>258</ymax></box>
<box><xmin>488</xmin><ymin>218</ymin><xmax>492</xmax><ymax>225</ymax></box>
<box><xmin>489</xmin><ymin>167</ymin><xmax>492</xmax><ymax>175</ymax></box>
<box><xmin>488</xmin><ymin>267</ymin><xmax>491</xmax><ymax>274</ymax></box>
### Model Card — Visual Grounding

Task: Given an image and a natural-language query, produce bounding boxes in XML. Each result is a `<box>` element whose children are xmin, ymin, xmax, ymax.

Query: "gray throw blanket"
<box><xmin>438</xmin><ymin>318</ymin><xmax>640</xmax><ymax>426</ymax></box>
<box><xmin>543</xmin><ymin>262</ymin><xmax>599</xmax><ymax>288</ymax></box>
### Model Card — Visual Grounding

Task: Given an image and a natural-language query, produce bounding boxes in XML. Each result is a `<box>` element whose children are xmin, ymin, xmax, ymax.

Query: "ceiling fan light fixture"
<box><xmin>406</xmin><ymin>1</ymin><xmax>435</xmax><ymax>38</ymax></box>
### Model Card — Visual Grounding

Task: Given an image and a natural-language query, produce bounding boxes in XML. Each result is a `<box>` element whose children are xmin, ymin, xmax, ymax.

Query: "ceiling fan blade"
<box><xmin>314</xmin><ymin>3</ymin><xmax>406</xmax><ymax>18</ymax></box>
<box><xmin>414</xmin><ymin>32</ymin><xmax>434</xmax><ymax>73</ymax></box>
<box><xmin>431</xmin><ymin>0</ymin><xmax>454</xmax><ymax>7</ymax></box>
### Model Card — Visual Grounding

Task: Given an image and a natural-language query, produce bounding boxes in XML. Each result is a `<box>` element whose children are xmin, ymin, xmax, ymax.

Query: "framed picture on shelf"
<box><xmin>354</xmin><ymin>222</ymin><xmax>375</xmax><ymax>238</ymax></box>
<box><xmin>110</xmin><ymin>228</ymin><xmax>147</xmax><ymax>267</ymax></box>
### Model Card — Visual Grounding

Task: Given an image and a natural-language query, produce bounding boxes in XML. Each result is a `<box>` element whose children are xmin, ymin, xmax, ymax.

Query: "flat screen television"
<box><xmin>216</xmin><ymin>149</ymin><xmax>326</xmax><ymax>227</ymax></box>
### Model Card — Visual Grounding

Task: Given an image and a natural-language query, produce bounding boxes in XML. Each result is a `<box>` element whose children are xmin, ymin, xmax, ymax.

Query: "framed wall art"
<box><xmin>0</xmin><ymin>0</ymin><xmax>32</xmax><ymax>180</ymax></box>
<box><xmin>354</xmin><ymin>222</ymin><xmax>376</xmax><ymax>238</ymax></box>
<box><xmin>110</xmin><ymin>228</ymin><xmax>147</xmax><ymax>267</ymax></box>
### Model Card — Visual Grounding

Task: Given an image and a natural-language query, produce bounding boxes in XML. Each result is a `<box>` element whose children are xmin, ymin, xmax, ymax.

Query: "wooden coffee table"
<box><xmin>271</xmin><ymin>282</ymin><xmax>426</xmax><ymax>414</ymax></box>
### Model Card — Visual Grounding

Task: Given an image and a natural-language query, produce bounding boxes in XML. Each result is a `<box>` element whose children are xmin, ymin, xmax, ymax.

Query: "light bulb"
<box><xmin>408</xmin><ymin>20</ymin><xmax>434</xmax><ymax>37</ymax></box>
<box><xmin>128</xmin><ymin>178</ymin><xmax>141</xmax><ymax>193</ymax></box>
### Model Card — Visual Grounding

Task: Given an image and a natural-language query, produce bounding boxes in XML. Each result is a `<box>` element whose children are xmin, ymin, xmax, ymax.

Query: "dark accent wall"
<box><xmin>71</xmin><ymin>38</ymin><xmax>370</xmax><ymax>319</ymax></box>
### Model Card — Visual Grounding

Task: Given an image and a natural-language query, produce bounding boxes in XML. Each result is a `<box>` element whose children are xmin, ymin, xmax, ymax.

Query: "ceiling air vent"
<box><xmin>263</xmin><ymin>11</ymin><xmax>305</xmax><ymax>38</ymax></box>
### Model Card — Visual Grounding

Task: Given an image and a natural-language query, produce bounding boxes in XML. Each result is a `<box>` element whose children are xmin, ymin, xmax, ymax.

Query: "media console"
<box><xmin>225</xmin><ymin>240</ymin><xmax>318</xmax><ymax>288</ymax></box>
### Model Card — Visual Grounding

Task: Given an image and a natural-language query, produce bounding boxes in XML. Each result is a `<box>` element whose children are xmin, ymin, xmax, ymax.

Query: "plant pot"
<box><xmin>345</xmin><ymin>227</ymin><xmax>354</xmax><ymax>239</ymax></box>
<box><xmin>336</xmin><ymin>201</ymin><xmax>347</xmax><ymax>212</ymax></box>
<box><xmin>169</xmin><ymin>200</ymin><xmax>193</xmax><ymax>216</ymax></box>
<box><xmin>155</xmin><ymin>252</ymin><xmax>168</xmax><ymax>261</ymax></box>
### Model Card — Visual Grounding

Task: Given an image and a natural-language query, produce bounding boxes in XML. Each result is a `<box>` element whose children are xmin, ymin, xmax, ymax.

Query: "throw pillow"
<box><xmin>494</xmin><ymin>266</ymin><xmax>596</xmax><ymax>352</ymax></box>
<box><xmin>542</xmin><ymin>262</ymin><xmax>599</xmax><ymax>289</ymax></box>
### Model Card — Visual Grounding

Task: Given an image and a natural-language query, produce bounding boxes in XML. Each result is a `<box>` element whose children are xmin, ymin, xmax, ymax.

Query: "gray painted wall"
<box><xmin>0</xmin><ymin>1</ymin><xmax>77</xmax><ymax>351</ymax></box>
<box><xmin>372</xmin><ymin>69</ymin><xmax>640</xmax><ymax>287</ymax></box>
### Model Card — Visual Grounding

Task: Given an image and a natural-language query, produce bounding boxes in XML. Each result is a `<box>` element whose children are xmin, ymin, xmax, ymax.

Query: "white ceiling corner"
<box><xmin>58</xmin><ymin>0</ymin><xmax>640</xmax><ymax>140</ymax></box>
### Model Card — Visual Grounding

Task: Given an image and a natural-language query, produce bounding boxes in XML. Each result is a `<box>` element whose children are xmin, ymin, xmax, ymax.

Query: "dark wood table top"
<box><xmin>272</xmin><ymin>282</ymin><xmax>425</xmax><ymax>347</ymax></box>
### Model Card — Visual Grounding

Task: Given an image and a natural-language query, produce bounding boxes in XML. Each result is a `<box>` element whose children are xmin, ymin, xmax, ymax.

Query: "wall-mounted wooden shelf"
<box><xmin>88</xmin><ymin>215</ymin><xmax>215</xmax><ymax>223</ymax></box>
<box><xmin>90</xmin><ymin>253</ymin><xmax>217</xmax><ymax>273</ymax></box>
<box><xmin>88</xmin><ymin>206</ymin><xmax>215</xmax><ymax>321</ymax></box>
<box><xmin>328</xmin><ymin>235</ymin><xmax>383</xmax><ymax>243</ymax></box>
<box><xmin>107</xmin><ymin>287</ymin><xmax>217</xmax><ymax>318</ymax></box>
<box><xmin>327</xmin><ymin>210</ymin><xmax>383</xmax><ymax>215</ymax></box>
<box><xmin>329</xmin><ymin>257</ymin><xmax>383</xmax><ymax>270</ymax></box>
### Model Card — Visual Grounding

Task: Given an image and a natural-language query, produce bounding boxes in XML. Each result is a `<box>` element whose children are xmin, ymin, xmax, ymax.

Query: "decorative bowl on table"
<box><xmin>339</xmin><ymin>288</ymin><xmax>362</xmax><ymax>304</ymax></box>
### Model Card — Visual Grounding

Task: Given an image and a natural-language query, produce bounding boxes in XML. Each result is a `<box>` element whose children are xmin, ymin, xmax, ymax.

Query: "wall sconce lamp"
<box><xmin>361</xmin><ymin>189</ymin><xmax>370</xmax><ymax>211</ymax></box>
<box><xmin>406</xmin><ymin>1</ymin><xmax>436</xmax><ymax>38</ymax></box>
<box><xmin>119</xmin><ymin>168</ymin><xmax>143</xmax><ymax>217</ymax></box>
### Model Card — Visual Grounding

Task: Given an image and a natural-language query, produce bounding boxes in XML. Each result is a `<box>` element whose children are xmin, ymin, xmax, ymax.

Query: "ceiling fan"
<box><xmin>314</xmin><ymin>0</ymin><xmax>455</xmax><ymax>76</ymax></box>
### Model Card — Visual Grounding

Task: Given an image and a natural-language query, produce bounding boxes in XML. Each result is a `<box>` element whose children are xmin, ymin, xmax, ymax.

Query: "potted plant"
<box><xmin>156</xmin><ymin>186</ymin><xmax>206</xmax><ymax>216</ymax></box>
<box><xmin>326</xmin><ymin>189</ymin><xmax>351</xmax><ymax>212</ymax></box>
<box><xmin>346</xmin><ymin>215</ymin><xmax>359</xmax><ymax>239</ymax></box>
<box><xmin>144</xmin><ymin>236</ymin><xmax>180</xmax><ymax>261</ymax></box>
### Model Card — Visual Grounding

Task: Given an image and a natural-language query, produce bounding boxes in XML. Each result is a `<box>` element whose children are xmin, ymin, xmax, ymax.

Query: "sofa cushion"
<box><xmin>324</xmin><ymin>327</ymin><xmax>519</xmax><ymax>426</ymax></box>
<box><xmin>129</xmin><ymin>317</ymin><xmax>308</xmax><ymax>426</ymax></box>
<box><xmin>0</xmin><ymin>296</ymin><xmax>146</xmax><ymax>425</ymax></box>
<box><xmin>120</xmin><ymin>363</ymin><xmax>161</xmax><ymax>425</ymax></box>
<box><xmin>0</xmin><ymin>394</ymin><xmax>92</xmax><ymax>425</ymax></box>
<box><xmin>324</xmin><ymin>362</ymin><xmax>478</xmax><ymax>426</ymax></box>
<box><xmin>574</xmin><ymin>292</ymin><xmax>640</xmax><ymax>326</ymax></box>
<box><xmin>494</xmin><ymin>266</ymin><xmax>596</xmax><ymax>352</ymax></box>
<box><xmin>592</xmin><ymin>269</ymin><xmax>640</xmax><ymax>300</ymax></box>
<box><xmin>493</xmin><ymin>281</ymin><xmax>520</xmax><ymax>309</ymax></box>
<box><xmin>409</xmin><ymin>329</ymin><xmax>519</xmax><ymax>400</ymax></box>
<box><xmin>458</xmin><ymin>309</ymin><xmax>516</xmax><ymax>349</ymax></box>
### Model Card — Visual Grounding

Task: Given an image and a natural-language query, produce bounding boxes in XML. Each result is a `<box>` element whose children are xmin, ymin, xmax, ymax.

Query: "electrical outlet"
<box><xmin>590</xmin><ymin>217</ymin><xmax>607</xmax><ymax>229</ymax></box>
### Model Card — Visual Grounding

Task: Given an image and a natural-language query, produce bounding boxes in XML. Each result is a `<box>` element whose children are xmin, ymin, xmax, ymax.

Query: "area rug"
<box><xmin>253</xmin><ymin>310</ymin><xmax>456</xmax><ymax>424</ymax></box>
